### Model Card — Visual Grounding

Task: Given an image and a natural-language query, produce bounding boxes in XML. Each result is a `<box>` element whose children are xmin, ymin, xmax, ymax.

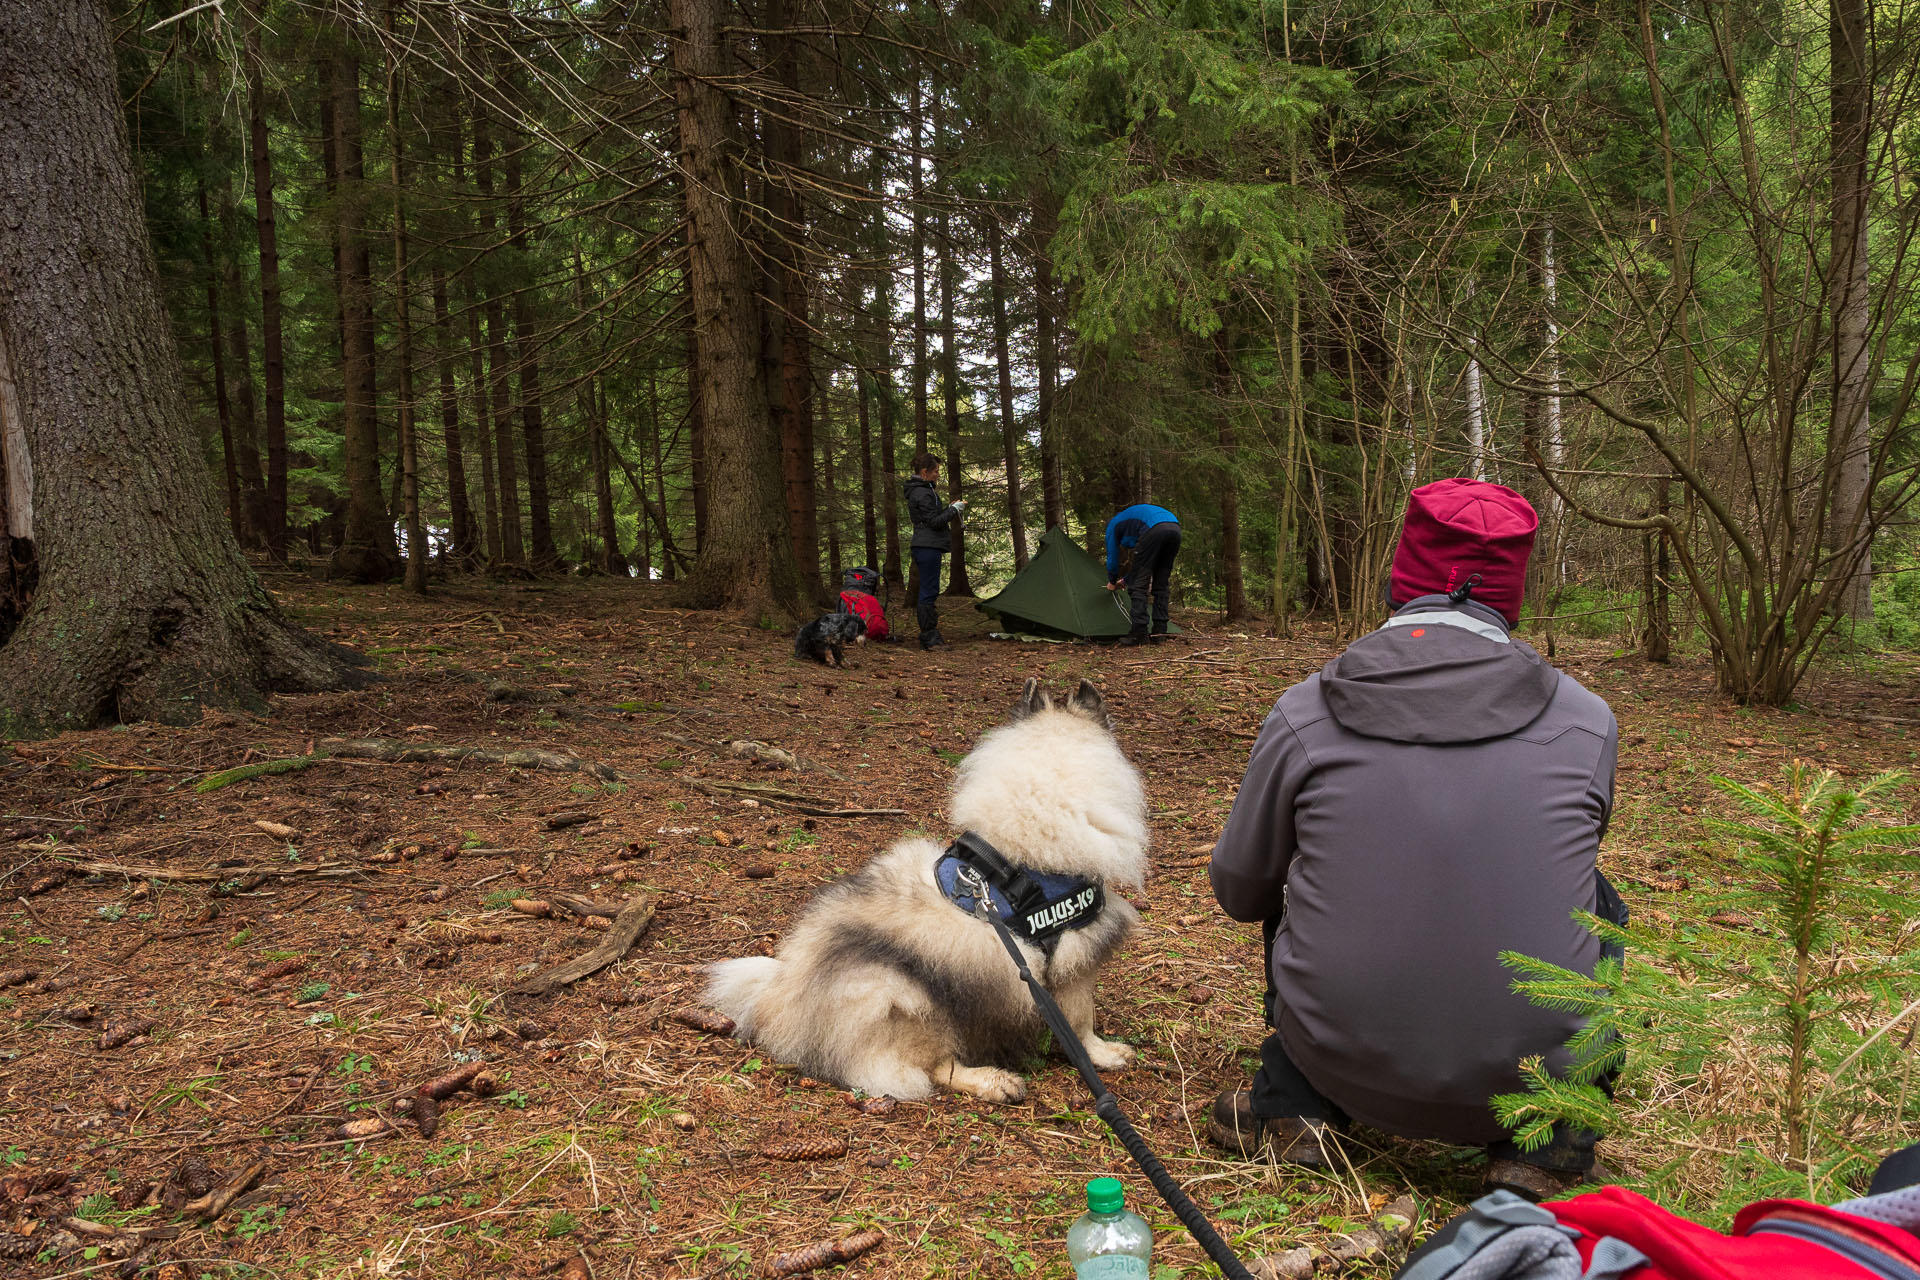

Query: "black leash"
<box><xmin>974</xmin><ymin>902</ymin><xmax>1257</xmax><ymax>1280</ymax></box>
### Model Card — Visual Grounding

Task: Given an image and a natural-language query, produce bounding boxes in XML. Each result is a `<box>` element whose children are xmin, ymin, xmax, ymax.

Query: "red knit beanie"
<box><xmin>1389</xmin><ymin>479</ymin><xmax>1538</xmax><ymax>626</ymax></box>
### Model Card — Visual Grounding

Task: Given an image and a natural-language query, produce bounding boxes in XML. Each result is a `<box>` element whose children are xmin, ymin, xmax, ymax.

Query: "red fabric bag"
<box><xmin>839</xmin><ymin>589</ymin><xmax>889</xmax><ymax>642</ymax></box>
<box><xmin>1551</xmin><ymin>1187</ymin><xmax>1920</xmax><ymax>1280</ymax></box>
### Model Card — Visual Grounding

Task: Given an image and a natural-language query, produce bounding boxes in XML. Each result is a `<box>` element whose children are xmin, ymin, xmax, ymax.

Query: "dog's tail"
<box><xmin>705</xmin><ymin>956</ymin><xmax>781</xmax><ymax>1030</ymax></box>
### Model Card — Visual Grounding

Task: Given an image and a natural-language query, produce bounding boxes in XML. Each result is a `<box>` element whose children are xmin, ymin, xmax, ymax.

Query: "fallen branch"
<box><xmin>497</xmin><ymin>892</ymin><xmax>658</xmax><ymax>1001</ymax></box>
<box><xmin>181</xmin><ymin>1160</ymin><xmax>268</xmax><ymax>1221</ymax></box>
<box><xmin>685</xmin><ymin>778</ymin><xmax>906</xmax><ymax>818</ymax></box>
<box><xmin>319</xmin><ymin>737</ymin><xmax>624</xmax><ymax>783</ymax></box>
<box><xmin>58</xmin><ymin>859</ymin><xmax>358</xmax><ymax>885</ymax></box>
<box><xmin>547</xmin><ymin>892</ymin><xmax>621</xmax><ymax>919</ymax></box>
<box><xmin>195</xmin><ymin>756</ymin><xmax>321</xmax><ymax>794</ymax></box>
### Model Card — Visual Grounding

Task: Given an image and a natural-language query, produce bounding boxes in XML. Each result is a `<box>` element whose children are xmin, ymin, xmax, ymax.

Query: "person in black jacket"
<box><xmin>903</xmin><ymin>452</ymin><xmax>966</xmax><ymax>650</ymax></box>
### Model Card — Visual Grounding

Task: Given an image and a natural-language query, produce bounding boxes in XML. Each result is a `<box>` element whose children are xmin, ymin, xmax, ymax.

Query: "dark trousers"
<box><xmin>1125</xmin><ymin>522</ymin><xmax>1182</xmax><ymax>636</ymax></box>
<box><xmin>912</xmin><ymin>547</ymin><xmax>945</xmax><ymax>644</ymax></box>
<box><xmin>1251</xmin><ymin>871</ymin><xmax>1629</xmax><ymax>1173</ymax></box>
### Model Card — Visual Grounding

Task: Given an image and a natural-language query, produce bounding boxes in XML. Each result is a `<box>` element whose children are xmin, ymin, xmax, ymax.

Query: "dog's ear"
<box><xmin>1066</xmin><ymin>679</ymin><xmax>1110</xmax><ymax>727</ymax></box>
<box><xmin>1013</xmin><ymin>677</ymin><xmax>1051</xmax><ymax>720</ymax></box>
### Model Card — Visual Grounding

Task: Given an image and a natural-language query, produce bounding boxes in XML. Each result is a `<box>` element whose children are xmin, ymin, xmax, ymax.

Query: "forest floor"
<box><xmin>3</xmin><ymin>572</ymin><xmax>1918</xmax><ymax>1280</ymax></box>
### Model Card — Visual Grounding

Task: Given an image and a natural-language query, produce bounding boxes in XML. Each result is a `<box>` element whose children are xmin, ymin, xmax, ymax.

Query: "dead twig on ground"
<box><xmin>319</xmin><ymin>737</ymin><xmax>624</xmax><ymax>782</ymax></box>
<box><xmin>684</xmin><ymin>778</ymin><xmax>906</xmax><ymax>818</ymax></box>
<box><xmin>497</xmin><ymin>893</ymin><xmax>659</xmax><ymax>1002</ymax></box>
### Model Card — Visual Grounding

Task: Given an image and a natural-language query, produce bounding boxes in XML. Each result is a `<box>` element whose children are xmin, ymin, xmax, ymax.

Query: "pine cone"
<box><xmin>97</xmin><ymin>1019</ymin><xmax>154</xmax><ymax>1051</ymax></box>
<box><xmin>669</xmin><ymin>1007</ymin><xmax>735</xmax><ymax>1036</ymax></box>
<box><xmin>0</xmin><ymin>968</ymin><xmax>38</xmax><ymax>990</ymax></box>
<box><xmin>0</xmin><ymin>1230</ymin><xmax>40</xmax><ymax>1261</ymax></box>
<box><xmin>243</xmin><ymin>958</ymin><xmax>306</xmax><ymax>991</ymax></box>
<box><xmin>413</xmin><ymin>1094</ymin><xmax>440</xmax><ymax>1139</ymax></box>
<box><xmin>417</xmin><ymin>1062</ymin><xmax>483</xmax><ymax>1101</ymax></box>
<box><xmin>758</xmin><ymin>1136</ymin><xmax>848</xmax><ymax>1162</ymax></box>
<box><xmin>336</xmin><ymin>1117</ymin><xmax>397</xmax><ymax>1141</ymax></box>
<box><xmin>764</xmin><ymin>1229</ymin><xmax>884</xmax><ymax>1276</ymax></box>
<box><xmin>849</xmin><ymin>1095</ymin><xmax>898</xmax><ymax>1116</ymax></box>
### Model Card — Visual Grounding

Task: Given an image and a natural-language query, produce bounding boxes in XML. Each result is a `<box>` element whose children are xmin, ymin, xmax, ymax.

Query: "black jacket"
<box><xmin>904</xmin><ymin>476</ymin><xmax>960</xmax><ymax>551</ymax></box>
<box><xmin>1210</xmin><ymin>595</ymin><xmax>1617</xmax><ymax>1144</ymax></box>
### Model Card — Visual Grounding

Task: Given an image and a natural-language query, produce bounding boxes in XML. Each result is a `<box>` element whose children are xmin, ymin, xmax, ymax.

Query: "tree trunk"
<box><xmin>1642</xmin><ymin>476</ymin><xmax>1673</xmax><ymax>663</ymax></box>
<box><xmin>910</xmin><ymin>73</ymin><xmax>929</xmax><ymax>459</ymax></box>
<box><xmin>1463</xmin><ymin>277</ymin><xmax>1487</xmax><ymax>481</ymax></box>
<box><xmin>1031</xmin><ymin>194</ymin><xmax>1065</xmax><ymax>531</ymax></box>
<box><xmin>463</xmin><ymin>268</ymin><xmax>502</xmax><ymax>565</ymax></box>
<box><xmin>0</xmin><ymin>329</ymin><xmax>37</xmax><ymax>643</ymax></box>
<box><xmin>0</xmin><ymin>0</ymin><xmax>364</xmax><ymax>736</ymax></box>
<box><xmin>670</xmin><ymin>0</ymin><xmax>803</xmax><ymax>616</ymax></box>
<box><xmin>432</xmin><ymin>269</ymin><xmax>476</xmax><ymax>563</ymax></box>
<box><xmin>588</xmin><ymin>389</ymin><xmax>625</xmax><ymax>576</ymax></box>
<box><xmin>937</xmin><ymin>132</ymin><xmax>970</xmax><ymax>595</ymax></box>
<box><xmin>988</xmin><ymin>218</ymin><xmax>1028</xmax><ymax>569</ymax></box>
<box><xmin>325</xmin><ymin>27</ymin><xmax>398</xmax><ymax>583</ymax></box>
<box><xmin>218</xmin><ymin>181</ymin><xmax>269</xmax><ymax>548</ymax></box>
<box><xmin>858</xmin><ymin>372</ymin><xmax>878</xmax><ymax>570</ymax></box>
<box><xmin>762</xmin><ymin>3</ymin><xmax>821</xmax><ymax>600</ymax></box>
<box><xmin>1829</xmin><ymin>0</ymin><xmax>1874</xmax><ymax>621</ymax></box>
<box><xmin>499</xmin><ymin>72</ymin><xmax>556</xmax><ymax>570</ymax></box>
<box><xmin>244</xmin><ymin>0</ymin><xmax>288</xmax><ymax>560</ymax></box>
<box><xmin>1215</xmin><ymin>331</ymin><xmax>1249</xmax><ymax>620</ymax></box>
<box><xmin>386</xmin><ymin>1</ymin><xmax>426</xmax><ymax>594</ymax></box>
<box><xmin>820</xmin><ymin>383</ymin><xmax>842</xmax><ymax>586</ymax></box>
<box><xmin>196</xmin><ymin>176</ymin><xmax>241</xmax><ymax>543</ymax></box>
<box><xmin>471</xmin><ymin>101</ymin><xmax>524</xmax><ymax>565</ymax></box>
<box><xmin>647</xmin><ymin>372</ymin><xmax>679</xmax><ymax>581</ymax></box>
<box><xmin>687</xmin><ymin>317</ymin><xmax>707</xmax><ymax>556</ymax></box>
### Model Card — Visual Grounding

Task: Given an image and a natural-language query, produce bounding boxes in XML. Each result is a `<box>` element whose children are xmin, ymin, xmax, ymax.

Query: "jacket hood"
<box><xmin>905</xmin><ymin>476</ymin><xmax>935</xmax><ymax>495</ymax></box>
<box><xmin>1321</xmin><ymin>597</ymin><xmax>1558</xmax><ymax>743</ymax></box>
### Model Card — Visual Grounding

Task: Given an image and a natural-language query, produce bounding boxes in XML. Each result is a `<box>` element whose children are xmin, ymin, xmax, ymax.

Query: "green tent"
<box><xmin>975</xmin><ymin>526</ymin><xmax>1182</xmax><ymax>638</ymax></box>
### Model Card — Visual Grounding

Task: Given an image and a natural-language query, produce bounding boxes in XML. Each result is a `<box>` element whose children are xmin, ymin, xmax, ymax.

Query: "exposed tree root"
<box><xmin>318</xmin><ymin>737</ymin><xmax>624</xmax><ymax>782</ymax></box>
<box><xmin>497</xmin><ymin>892</ymin><xmax>657</xmax><ymax>1003</ymax></box>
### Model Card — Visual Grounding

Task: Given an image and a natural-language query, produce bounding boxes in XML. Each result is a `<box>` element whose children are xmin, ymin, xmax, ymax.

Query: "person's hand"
<box><xmin>1105</xmin><ymin>581</ymin><xmax>1122</xmax><ymax>591</ymax></box>
<box><xmin>951</xmin><ymin>499</ymin><xmax>968</xmax><ymax>512</ymax></box>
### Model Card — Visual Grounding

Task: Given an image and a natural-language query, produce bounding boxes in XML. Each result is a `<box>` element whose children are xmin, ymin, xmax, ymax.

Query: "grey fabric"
<box><xmin>904</xmin><ymin>476</ymin><xmax>959</xmax><ymax>551</ymax></box>
<box><xmin>1382</xmin><ymin>608</ymin><xmax>1512</xmax><ymax>644</ymax></box>
<box><xmin>1211</xmin><ymin>595</ymin><xmax>1618</xmax><ymax>1144</ymax></box>
<box><xmin>1580</xmin><ymin>1236</ymin><xmax>1650</xmax><ymax>1280</ymax></box>
<box><xmin>1397</xmin><ymin>1193</ymin><xmax>1582</xmax><ymax>1280</ymax></box>
<box><xmin>1834</xmin><ymin>1185</ymin><xmax>1920</xmax><ymax>1232</ymax></box>
<box><xmin>1321</xmin><ymin>597</ymin><xmax>1560</xmax><ymax>743</ymax></box>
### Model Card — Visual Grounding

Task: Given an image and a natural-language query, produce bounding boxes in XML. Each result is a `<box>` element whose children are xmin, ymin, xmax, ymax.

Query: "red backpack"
<box><xmin>1399</xmin><ymin>1184</ymin><xmax>1920</xmax><ymax>1280</ymax></box>
<box><xmin>839</xmin><ymin>589</ymin><xmax>889</xmax><ymax>642</ymax></box>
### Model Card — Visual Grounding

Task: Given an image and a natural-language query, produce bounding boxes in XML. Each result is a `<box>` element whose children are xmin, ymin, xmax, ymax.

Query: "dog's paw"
<box><xmin>942</xmin><ymin>1063</ymin><xmax>1028</xmax><ymax>1104</ymax></box>
<box><xmin>1086</xmin><ymin>1037</ymin><xmax>1135</xmax><ymax>1071</ymax></box>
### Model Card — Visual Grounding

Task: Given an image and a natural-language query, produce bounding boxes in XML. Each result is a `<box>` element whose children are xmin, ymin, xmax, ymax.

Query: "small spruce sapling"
<box><xmin>1491</xmin><ymin>764</ymin><xmax>1920</xmax><ymax>1217</ymax></box>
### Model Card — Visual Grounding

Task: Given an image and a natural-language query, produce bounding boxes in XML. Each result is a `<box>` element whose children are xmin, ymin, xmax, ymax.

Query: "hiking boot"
<box><xmin>1203</xmin><ymin>1091</ymin><xmax>1337</xmax><ymax>1169</ymax></box>
<box><xmin>1482</xmin><ymin>1158</ymin><xmax>1600</xmax><ymax>1203</ymax></box>
<box><xmin>1120</xmin><ymin>633</ymin><xmax>1148</xmax><ymax>647</ymax></box>
<box><xmin>921</xmin><ymin>634</ymin><xmax>949</xmax><ymax>651</ymax></box>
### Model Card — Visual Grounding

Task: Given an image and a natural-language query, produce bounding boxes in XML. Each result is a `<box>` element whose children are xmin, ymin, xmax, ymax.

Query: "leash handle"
<box><xmin>980</xmin><ymin>909</ymin><xmax>1257</xmax><ymax>1280</ymax></box>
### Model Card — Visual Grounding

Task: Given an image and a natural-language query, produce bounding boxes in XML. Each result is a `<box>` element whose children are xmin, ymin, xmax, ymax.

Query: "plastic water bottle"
<box><xmin>1067</xmin><ymin>1177</ymin><xmax>1153</xmax><ymax>1277</ymax></box>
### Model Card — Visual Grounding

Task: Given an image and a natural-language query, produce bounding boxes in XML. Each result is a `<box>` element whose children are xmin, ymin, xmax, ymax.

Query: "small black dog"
<box><xmin>793</xmin><ymin>611</ymin><xmax>867</xmax><ymax>667</ymax></box>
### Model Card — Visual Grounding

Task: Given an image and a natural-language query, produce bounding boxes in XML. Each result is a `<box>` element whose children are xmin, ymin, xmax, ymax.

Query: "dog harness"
<box><xmin>935</xmin><ymin>830</ymin><xmax>1104</xmax><ymax>950</ymax></box>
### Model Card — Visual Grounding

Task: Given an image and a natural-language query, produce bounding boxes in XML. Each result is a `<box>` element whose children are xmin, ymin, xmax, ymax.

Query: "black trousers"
<box><xmin>1125</xmin><ymin>522</ymin><xmax>1182</xmax><ymax>636</ymax></box>
<box><xmin>1250</xmin><ymin>871</ymin><xmax>1629</xmax><ymax>1173</ymax></box>
<box><xmin>912</xmin><ymin>547</ymin><xmax>944</xmax><ymax>643</ymax></box>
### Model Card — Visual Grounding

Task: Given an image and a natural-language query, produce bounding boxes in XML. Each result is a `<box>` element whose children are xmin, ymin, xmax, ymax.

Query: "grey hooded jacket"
<box><xmin>1210</xmin><ymin>595</ymin><xmax>1618</xmax><ymax>1143</ymax></box>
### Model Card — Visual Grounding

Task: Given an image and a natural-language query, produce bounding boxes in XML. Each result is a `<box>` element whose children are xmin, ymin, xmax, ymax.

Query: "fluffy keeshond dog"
<box><xmin>705</xmin><ymin>678</ymin><xmax>1146</xmax><ymax>1103</ymax></box>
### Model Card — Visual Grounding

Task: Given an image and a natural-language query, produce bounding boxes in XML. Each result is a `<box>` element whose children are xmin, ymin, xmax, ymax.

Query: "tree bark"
<box><xmin>499</xmin><ymin>68</ymin><xmax>557</xmax><ymax>569</ymax></box>
<box><xmin>463</xmin><ymin>267</ymin><xmax>502</xmax><ymax>565</ymax></box>
<box><xmin>988</xmin><ymin>219</ymin><xmax>1028</xmax><ymax>569</ymax></box>
<box><xmin>936</xmin><ymin>103</ymin><xmax>970</xmax><ymax>597</ymax></box>
<box><xmin>196</xmin><ymin>176</ymin><xmax>241</xmax><ymax>543</ymax></box>
<box><xmin>324</xmin><ymin>24</ymin><xmax>399</xmax><ymax>582</ymax></box>
<box><xmin>670</xmin><ymin>0</ymin><xmax>804</xmax><ymax>616</ymax></box>
<box><xmin>218</xmin><ymin>181</ymin><xmax>269</xmax><ymax>548</ymax></box>
<box><xmin>858</xmin><ymin>372</ymin><xmax>878</xmax><ymax>571</ymax></box>
<box><xmin>1829</xmin><ymin>0</ymin><xmax>1874</xmax><ymax>620</ymax></box>
<box><xmin>910</xmin><ymin>73</ymin><xmax>929</xmax><ymax>459</ymax></box>
<box><xmin>471</xmin><ymin>95</ymin><xmax>524</xmax><ymax>565</ymax></box>
<box><xmin>1215</xmin><ymin>331</ymin><xmax>1249</xmax><ymax>620</ymax></box>
<box><xmin>0</xmin><ymin>0</ymin><xmax>364</xmax><ymax>736</ymax></box>
<box><xmin>1031</xmin><ymin>195</ymin><xmax>1065</xmax><ymax>532</ymax></box>
<box><xmin>244</xmin><ymin>0</ymin><xmax>288</xmax><ymax>560</ymax></box>
<box><xmin>385</xmin><ymin>0</ymin><xmax>426</xmax><ymax>594</ymax></box>
<box><xmin>432</xmin><ymin>269</ymin><xmax>476</xmax><ymax>563</ymax></box>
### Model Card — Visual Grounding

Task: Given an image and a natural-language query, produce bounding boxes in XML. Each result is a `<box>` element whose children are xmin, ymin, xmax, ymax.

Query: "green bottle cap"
<box><xmin>1087</xmin><ymin>1177</ymin><xmax>1125</xmax><ymax>1214</ymax></box>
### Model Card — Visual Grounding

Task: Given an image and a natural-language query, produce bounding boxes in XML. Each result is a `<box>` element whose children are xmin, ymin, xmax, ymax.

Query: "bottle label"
<box><xmin>1074</xmin><ymin>1257</ymin><xmax>1149</xmax><ymax>1279</ymax></box>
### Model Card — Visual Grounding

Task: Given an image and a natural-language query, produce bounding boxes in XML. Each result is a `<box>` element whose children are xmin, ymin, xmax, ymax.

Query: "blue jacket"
<box><xmin>1105</xmin><ymin>504</ymin><xmax>1179</xmax><ymax>580</ymax></box>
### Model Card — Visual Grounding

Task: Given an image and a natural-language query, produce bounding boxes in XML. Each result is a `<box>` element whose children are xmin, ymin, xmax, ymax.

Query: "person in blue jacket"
<box><xmin>1103</xmin><ymin>503</ymin><xmax>1181</xmax><ymax>645</ymax></box>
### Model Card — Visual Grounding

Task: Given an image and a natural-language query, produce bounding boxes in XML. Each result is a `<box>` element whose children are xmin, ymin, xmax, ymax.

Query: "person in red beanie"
<box><xmin>1201</xmin><ymin>478</ymin><xmax>1624</xmax><ymax>1201</ymax></box>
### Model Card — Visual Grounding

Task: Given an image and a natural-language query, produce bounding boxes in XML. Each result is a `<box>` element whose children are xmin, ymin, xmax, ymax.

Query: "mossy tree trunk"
<box><xmin>0</xmin><ymin>0</ymin><xmax>366</xmax><ymax>737</ymax></box>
